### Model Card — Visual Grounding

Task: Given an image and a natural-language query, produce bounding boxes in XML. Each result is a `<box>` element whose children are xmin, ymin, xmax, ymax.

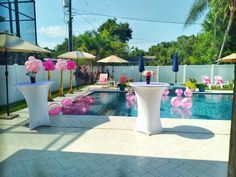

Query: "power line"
<box><xmin>77</xmin><ymin>13</ymin><xmax>97</xmax><ymax>29</ymax></box>
<box><xmin>77</xmin><ymin>11</ymin><xmax>201</xmax><ymax>25</ymax></box>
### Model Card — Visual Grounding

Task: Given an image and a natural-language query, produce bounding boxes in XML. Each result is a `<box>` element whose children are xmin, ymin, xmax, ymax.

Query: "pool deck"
<box><xmin>0</xmin><ymin>85</ymin><xmax>232</xmax><ymax>177</ymax></box>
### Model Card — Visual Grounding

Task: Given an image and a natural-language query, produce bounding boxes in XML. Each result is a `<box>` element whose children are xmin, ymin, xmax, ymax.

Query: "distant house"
<box><xmin>126</xmin><ymin>56</ymin><xmax>155</xmax><ymax>66</ymax></box>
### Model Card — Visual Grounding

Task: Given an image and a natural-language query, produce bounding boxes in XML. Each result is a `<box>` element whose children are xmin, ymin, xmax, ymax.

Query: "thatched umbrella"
<box><xmin>97</xmin><ymin>55</ymin><xmax>129</xmax><ymax>79</ymax></box>
<box><xmin>0</xmin><ymin>32</ymin><xmax>51</xmax><ymax>119</ymax></box>
<box><xmin>58</xmin><ymin>51</ymin><xmax>96</xmax><ymax>92</ymax></box>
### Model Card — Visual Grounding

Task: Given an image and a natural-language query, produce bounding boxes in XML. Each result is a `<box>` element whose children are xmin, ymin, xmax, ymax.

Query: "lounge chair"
<box><xmin>201</xmin><ymin>75</ymin><xmax>212</xmax><ymax>89</ymax></box>
<box><xmin>214</xmin><ymin>75</ymin><xmax>229</xmax><ymax>89</ymax></box>
<box><xmin>96</xmin><ymin>73</ymin><xmax>108</xmax><ymax>84</ymax></box>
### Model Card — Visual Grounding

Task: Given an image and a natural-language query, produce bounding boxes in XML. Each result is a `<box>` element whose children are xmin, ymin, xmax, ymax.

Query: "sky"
<box><xmin>36</xmin><ymin>0</ymin><xmax>204</xmax><ymax>51</ymax></box>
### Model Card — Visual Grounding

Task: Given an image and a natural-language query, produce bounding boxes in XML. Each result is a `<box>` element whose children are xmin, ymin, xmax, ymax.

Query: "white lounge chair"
<box><xmin>201</xmin><ymin>75</ymin><xmax>212</xmax><ymax>89</ymax></box>
<box><xmin>96</xmin><ymin>73</ymin><xmax>108</xmax><ymax>85</ymax></box>
<box><xmin>214</xmin><ymin>75</ymin><xmax>229</xmax><ymax>89</ymax></box>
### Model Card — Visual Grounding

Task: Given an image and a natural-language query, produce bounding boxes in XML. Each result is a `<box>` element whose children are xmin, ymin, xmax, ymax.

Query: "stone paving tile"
<box><xmin>0</xmin><ymin>94</ymin><xmax>230</xmax><ymax>177</ymax></box>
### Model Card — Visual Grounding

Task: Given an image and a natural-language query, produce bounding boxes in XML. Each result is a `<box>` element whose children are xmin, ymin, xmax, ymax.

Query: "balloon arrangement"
<box><xmin>162</xmin><ymin>88</ymin><xmax>170</xmax><ymax>103</ymax></box>
<box><xmin>55</xmin><ymin>59</ymin><xmax>67</xmax><ymax>96</ymax></box>
<box><xmin>66</xmin><ymin>59</ymin><xmax>76</xmax><ymax>94</ymax></box>
<box><xmin>25</xmin><ymin>56</ymin><xmax>42</xmax><ymax>83</ymax></box>
<box><xmin>43</xmin><ymin>58</ymin><xmax>55</xmax><ymax>101</ymax></box>
<box><xmin>170</xmin><ymin>88</ymin><xmax>193</xmax><ymax>118</ymax></box>
<box><xmin>126</xmin><ymin>91</ymin><xmax>136</xmax><ymax>115</ymax></box>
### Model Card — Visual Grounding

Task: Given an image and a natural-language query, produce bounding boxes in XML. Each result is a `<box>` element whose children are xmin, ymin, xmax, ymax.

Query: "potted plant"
<box><xmin>196</xmin><ymin>83</ymin><xmax>207</xmax><ymax>92</ymax></box>
<box><xmin>117</xmin><ymin>75</ymin><xmax>127</xmax><ymax>91</ymax></box>
<box><xmin>184</xmin><ymin>77</ymin><xmax>197</xmax><ymax>91</ymax></box>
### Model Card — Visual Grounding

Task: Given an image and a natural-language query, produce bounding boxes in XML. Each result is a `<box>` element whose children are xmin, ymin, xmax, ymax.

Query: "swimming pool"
<box><xmin>69</xmin><ymin>91</ymin><xmax>233</xmax><ymax>120</ymax></box>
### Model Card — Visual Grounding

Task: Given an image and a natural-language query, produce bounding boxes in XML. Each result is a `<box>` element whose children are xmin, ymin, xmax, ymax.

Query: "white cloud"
<box><xmin>38</xmin><ymin>25</ymin><xmax>66</xmax><ymax>38</ymax></box>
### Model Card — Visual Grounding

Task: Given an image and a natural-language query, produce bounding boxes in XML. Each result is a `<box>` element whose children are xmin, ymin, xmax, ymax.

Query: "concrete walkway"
<box><xmin>0</xmin><ymin>87</ymin><xmax>231</xmax><ymax>177</ymax></box>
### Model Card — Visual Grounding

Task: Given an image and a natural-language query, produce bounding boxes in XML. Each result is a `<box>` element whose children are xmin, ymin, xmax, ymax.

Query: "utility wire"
<box><xmin>77</xmin><ymin>11</ymin><xmax>201</xmax><ymax>25</ymax></box>
<box><xmin>77</xmin><ymin>13</ymin><xmax>97</xmax><ymax>29</ymax></box>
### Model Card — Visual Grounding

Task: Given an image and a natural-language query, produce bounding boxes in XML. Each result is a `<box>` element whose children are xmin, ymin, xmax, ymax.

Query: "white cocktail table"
<box><xmin>130</xmin><ymin>82</ymin><xmax>169</xmax><ymax>135</ymax></box>
<box><xmin>17</xmin><ymin>81</ymin><xmax>53</xmax><ymax>129</ymax></box>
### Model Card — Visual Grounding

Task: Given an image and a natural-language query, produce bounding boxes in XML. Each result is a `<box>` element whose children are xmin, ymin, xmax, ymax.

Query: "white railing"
<box><xmin>0</xmin><ymin>64</ymin><xmax>234</xmax><ymax>105</ymax></box>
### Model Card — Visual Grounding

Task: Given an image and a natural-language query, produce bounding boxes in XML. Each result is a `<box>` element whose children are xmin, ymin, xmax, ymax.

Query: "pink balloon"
<box><xmin>75</xmin><ymin>96</ymin><xmax>96</xmax><ymax>105</ymax></box>
<box><xmin>67</xmin><ymin>59</ymin><xmax>76</xmax><ymax>70</ymax></box>
<box><xmin>171</xmin><ymin>97</ymin><xmax>182</xmax><ymax>107</ymax></box>
<box><xmin>126</xmin><ymin>92</ymin><xmax>135</xmax><ymax>101</ymax></box>
<box><xmin>48</xmin><ymin>103</ymin><xmax>62</xmax><ymax>116</ymax></box>
<box><xmin>25</xmin><ymin>56</ymin><xmax>42</xmax><ymax>73</ymax></box>
<box><xmin>43</xmin><ymin>58</ymin><xmax>55</xmax><ymax>71</ymax></box>
<box><xmin>175</xmin><ymin>89</ymin><xmax>183</xmax><ymax>97</ymax></box>
<box><xmin>61</xmin><ymin>98</ymin><xmax>73</xmax><ymax>107</ymax></box>
<box><xmin>181</xmin><ymin>98</ymin><xmax>192</xmax><ymax>109</ymax></box>
<box><xmin>184</xmin><ymin>88</ymin><xmax>192</xmax><ymax>97</ymax></box>
<box><xmin>62</xmin><ymin>103</ymin><xmax>89</xmax><ymax>115</ymax></box>
<box><xmin>162</xmin><ymin>95</ymin><xmax>169</xmax><ymax>103</ymax></box>
<box><xmin>162</xmin><ymin>89</ymin><xmax>169</xmax><ymax>96</ymax></box>
<box><xmin>126</xmin><ymin>100</ymin><xmax>134</xmax><ymax>109</ymax></box>
<box><xmin>55</xmin><ymin>59</ymin><xmax>67</xmax><ymax>71</ymax></box>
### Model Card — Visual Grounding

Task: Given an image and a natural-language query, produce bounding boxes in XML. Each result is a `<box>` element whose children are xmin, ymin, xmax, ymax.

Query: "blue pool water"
<box><xmin>82</xmin><ymin>91</ymin><xmax>233</xmax><ymax>120</ymax></box>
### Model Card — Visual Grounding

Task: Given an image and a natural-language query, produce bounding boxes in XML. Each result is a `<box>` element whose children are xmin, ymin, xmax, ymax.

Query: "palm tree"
<box><xmin>185</xmin><ymin>1</ymin><xmax>236</xmax><ymax>177</ymax></box>
<box><xmin>184</xmin><ymin>0</ymin><xmax>236</xmax><ymax>59</ymax></box>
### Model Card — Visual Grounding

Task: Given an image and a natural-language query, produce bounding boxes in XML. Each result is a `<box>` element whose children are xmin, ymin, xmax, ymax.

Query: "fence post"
<box><xmin>156</xmin><ymin>66</ymin><xmax>159</xmax><ymax>82</ymax></box>
<box><xmin>183</xmin><ymin>64</ymin><xmax>187</xmax><ymax>83</ymax></box>
<box><xmin>211</xmin><ymin>64</ymin><xmax>214</xmax><ymax>83</ymax></box>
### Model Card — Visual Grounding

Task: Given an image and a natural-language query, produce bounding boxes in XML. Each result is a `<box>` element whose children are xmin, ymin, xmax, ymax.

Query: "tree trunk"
<box><xmin>228</xmin><ymin>64</ymin><xmax>236</xmax><ymax>177</ymax></box>
<box><xmin>218</xmin><ymin>10</ymin><xmax>235</xmax><ymax>60</ymax></box>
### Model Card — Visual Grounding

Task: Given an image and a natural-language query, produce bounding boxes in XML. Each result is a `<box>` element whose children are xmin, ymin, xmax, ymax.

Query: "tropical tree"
<box><xmin>184</xmin><ymin>0</ymin><xmax>236</xmax><ymax>59</ymax></box>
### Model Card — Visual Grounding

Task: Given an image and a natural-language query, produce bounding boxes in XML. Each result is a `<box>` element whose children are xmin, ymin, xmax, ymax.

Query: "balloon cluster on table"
<box><xmin>48</xmin><ymin>96</ymin><xmax>96</xmax><ymax>115</ymax></box>
<box><xmin>170</xmin><ymin>88</ymin><xmax>193</xmax><ymax>117</ymax></box>
<box><xmin>25</xmin><ymin>56</ymin><xmax>42</xmax><ymax>83</ymax></box>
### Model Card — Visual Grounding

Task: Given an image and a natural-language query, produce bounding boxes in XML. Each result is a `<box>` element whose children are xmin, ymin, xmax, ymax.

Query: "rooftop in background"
<box><xmin>127</xmin><ymin>56</ymin><xmax>155</xmax><ymax>65</ymax></box>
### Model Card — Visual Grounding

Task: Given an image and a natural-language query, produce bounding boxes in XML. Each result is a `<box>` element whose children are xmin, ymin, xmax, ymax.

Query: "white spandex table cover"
<box><xmin>17</xmin><ymin>81</ymin><xmax>53</xmax><ymax>129</ymax></box>
<box><xmin>130</xmin><ymin>82</ymin><xmax>169</xmax><ymax>135</ymax></box>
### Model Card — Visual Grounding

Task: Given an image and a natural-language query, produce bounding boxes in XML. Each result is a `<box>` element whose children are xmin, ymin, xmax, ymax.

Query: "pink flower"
<box><xmin>25</xmin><ymin>56</ymin><xmax>42</xmax><ymax>73</ymax></box>
<box><xmin>119</xmin><ymin>75</ymin><xmax>127</xmax><ymax>84</ymax></box>
<box><xmin>142</xmin><ymin>70</ymin><xmax>154</xmax><ymax>77</ymax></box>
<box><xmin>43</xmin><ymin>58</ymin><xmax>55</xmax><ymax>71</ymax></box>
<box><xmin>55</xmin><ymin>59</ymin><xmax>67</xmax><ymax>71</ymax></box>
<box><xmin>67</xmin><ymin>59</ymin><xmax>76</xmax><ymax>70</ymax></box>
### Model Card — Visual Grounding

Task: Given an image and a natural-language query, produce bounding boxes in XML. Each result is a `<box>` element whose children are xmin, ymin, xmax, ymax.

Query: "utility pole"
<box><xmin>63</xmin><ymin>0</ymin><xmax>73</xmax><ymax>52</ymax></box>
<box><xmin>68</xmin><ymin>0</ymin><xmax>73</xmax><ymax>51</ymax></box>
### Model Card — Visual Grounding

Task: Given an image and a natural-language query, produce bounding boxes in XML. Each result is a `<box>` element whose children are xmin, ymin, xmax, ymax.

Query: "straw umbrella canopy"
<box><xmin>0</xmin><ymin>32</ymin><xmax>51</xmax><ymax>119</ymax></box>
<box><xmin>58</xmin><ymin>51</ymin><xmax>96</xmax><ymax>89</ymax></box>
<box><xmin>97</xmin><ymin>55</ymin><xmax>129</xmax><ymax>78</ymax></box>
<box><xmin>218</xmin><ymin>53</ymin><xmax>236</xmax><ymax>177</ymax></box>
<box><xmin>57</xmin><ymin>51</ymin><xmax>96</xmax><ymax>59</ymax></box>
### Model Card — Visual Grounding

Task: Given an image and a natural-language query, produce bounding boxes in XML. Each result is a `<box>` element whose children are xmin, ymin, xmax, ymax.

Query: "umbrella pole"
<box><xmin>112</xmin><ymin>65</ymin><xmax>114</xmax><ymax>80</ymax></box>
<box><xmin>0</xmin><ymin>52</ymin><xmax>19</xmax><ymax>119</ymax></box>
<box><xmin>227</xmin><ymin>63</ymin><xmax>236</xmax><ymax>177</ymax></box>
<box><xmin>5</xmin><ymin>52</ymin><xmax>10</xmax><ymax>116</ymax></box>
<box><xmin>175</xmin><ymin>72</ymin><xmax>177</xmax><ymax>83</ymax></box>
<box><xmin>48</xmin><ymin>70</ymin><xmax>53</xmax><ymax>101</ymax></box>
<box><xmin>68</xmin><ymin>70</ymin><xmax>73</xmax><ymax>94</ymax></box>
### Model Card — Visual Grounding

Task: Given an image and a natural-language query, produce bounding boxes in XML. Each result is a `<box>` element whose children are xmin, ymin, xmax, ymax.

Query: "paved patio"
<box><xmin>0</xmin><ymin>87</ymin><xmax>231</xmax><ymax>177</ymax></box>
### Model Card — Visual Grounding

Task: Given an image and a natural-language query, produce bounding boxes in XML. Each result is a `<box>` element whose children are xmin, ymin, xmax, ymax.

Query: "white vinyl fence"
<box><xmin>0</xmin><ymin>64</ymin><xmax>234</xmax><ymax>106</ymax></box>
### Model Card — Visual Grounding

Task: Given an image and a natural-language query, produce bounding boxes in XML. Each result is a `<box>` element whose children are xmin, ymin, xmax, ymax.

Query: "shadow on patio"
<box><xmin>0</xmin><ymin>149</ymin><xmax>227</xmax><ymax>177</ymax></box>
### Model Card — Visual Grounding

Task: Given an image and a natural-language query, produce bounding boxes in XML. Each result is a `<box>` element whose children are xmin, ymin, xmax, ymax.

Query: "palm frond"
<box><xmin>184</xmin><ymin>0</ymin><xmax>208</xmax><ymax>27</ymax></box>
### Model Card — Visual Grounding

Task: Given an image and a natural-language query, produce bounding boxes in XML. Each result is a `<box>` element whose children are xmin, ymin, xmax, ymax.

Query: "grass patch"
<box><xmin>0</xmin><ymin>85</ymin><xmax>87</xmax><ymax>115</ymax></box>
